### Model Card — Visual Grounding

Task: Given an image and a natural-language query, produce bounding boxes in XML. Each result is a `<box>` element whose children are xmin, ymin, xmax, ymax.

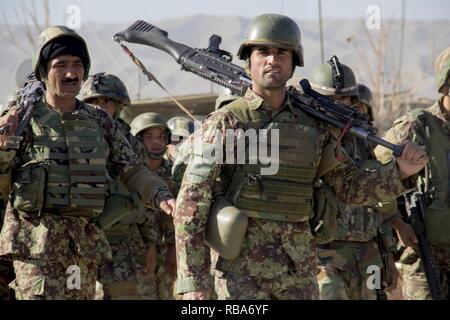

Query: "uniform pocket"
<box><xmin>12</xmin><ymin>162</ymin><xmax>46</xmax><ymax>213</ymax></box>
<box><xmin>10</xmin><ymin>274</ymin><xmax>45</xmax><ymax>299</ymax></box>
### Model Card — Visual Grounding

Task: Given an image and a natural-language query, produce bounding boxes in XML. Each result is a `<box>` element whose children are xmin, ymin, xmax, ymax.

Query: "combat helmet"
<box><xmin>237</xmin><ymin>13</ymin><xmax>304</xmax><ymax>67</ymax></box>
<box><xmin>167</xmin><ymin>117</ymin><xmax>195</xmax><ymax>141</ymax></box>
<box><xmin>357</xmin><ymin>83</ymin><xmax>374</xmax><ymax>122</ymax></box>
<box><xmin>309</xmin><ymin>55</ymin><xmax>358</xmax><ymax>97</ymax></box>
<box><xmin>32</xmin><ymin>26</ymin><xmax>90</xmax><ymax>81</ymax></box>
<box><xmin>215</xmin><ymin>88</ymin><xmax>240</xmax><ymax>110</ymax></box>
<box><xmin>434</xmin><ymin>46</ymin><xmax>450</xmax><ymax>94</ymax></box>
<box><xmin>80</xmin><ymin>72</ymin><xmax>131</xmax><ymax>106</ymax></box>
<box><xmin>130</xmin><ymin>112</ymin><xmax>171</xmax><ymax>142</ymax></box>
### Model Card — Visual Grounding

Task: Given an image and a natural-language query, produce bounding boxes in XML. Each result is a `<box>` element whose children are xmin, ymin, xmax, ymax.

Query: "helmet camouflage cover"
<box><xmin>32</xmin><ymin>25</ymin><xmax>90</xmax><ymax>81</ymax></box>
<box><xmin>237</xmin><ymin>13</ymin><xmax>304</xmax><ymax>67</ymax></box>
<box><xmin>80</xmin><ymin>72</ymin><xmax>131</xmax><ymax>106</ymax></box>
<box><xmin>309</xmin><ymin>55</ymin><xmax>358</xmax><ymax>97</ymax></box>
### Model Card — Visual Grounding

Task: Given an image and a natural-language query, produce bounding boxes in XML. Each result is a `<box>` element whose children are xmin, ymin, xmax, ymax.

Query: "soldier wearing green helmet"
<box><xmin>375</xmin><ymin>46</ymin><xmax>450</xmax><ymax>300</ymax></box>
<box><xmin>80</xmin><ymin>73</ymin><xmax>167</xmax><ymax>300</ymax></box>
<box><xmin>166</xmin><ymin>116</ymin><xmax>195</xmax><ymax>162</ymax></box>
<box><xmin>356</xmin><ymin>83</ymin><xmax>375</xmax><ymax>123</ymax></box>
<box><xmin>130</xmin><ymin>112</ymin><xmax>179</xmax><ymax>299</ymax></box>
<box><xmin>309</xmin><ymin>58</ymin><xmax>402</xmax><ymax>300</ymax></box>
<box><xmin>80</xmin><ymin>72</ymin><xmax>131</xmax><ymax>118</ymax></box>
<box><xmin>174</xmin><ymin>14</ymin><xmax>427</xmax><ymax>301</ymax></box>
<box><xmin>0</xmin><ymin>26</ymin><xmax>175</xmax><ymax>300</ymax></box>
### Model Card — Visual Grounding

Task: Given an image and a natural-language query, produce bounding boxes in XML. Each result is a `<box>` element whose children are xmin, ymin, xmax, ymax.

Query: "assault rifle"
<box><xmin>0</xmin><ymin>73</ymin><xmax>45</xmax><ymax>149</ymax></box>
<box><xmin>400</xmin><ymin>192</ymin><xmax>446</xmax><ymax>300</ymax></box>
<box><xmin>114</xmin><ymin>20</ymin><xmax>403</xmax><ymax>156</ymax></box>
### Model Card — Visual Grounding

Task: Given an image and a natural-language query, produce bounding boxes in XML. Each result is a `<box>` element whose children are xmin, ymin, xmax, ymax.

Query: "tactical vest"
<box><xmin>18</xmin><ymin>102</ymin><xmax>107</xmax><ymax>215</ymax></box>
<box><xmin>416</xmin><ymin>109</ymin><xmax>450</xmax><ymax>244</ymax></box>
<box><xmin>334</xmin><ymin>136</ymin><xmax>380</xmax><ymax>241</ymax></box>
<box><xmin>223</xmin><ymin>98</ymin><xmax>320</xmax><ymax>222</ymax></box>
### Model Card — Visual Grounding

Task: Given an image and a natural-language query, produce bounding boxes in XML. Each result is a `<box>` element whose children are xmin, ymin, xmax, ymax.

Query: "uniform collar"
<box><xmin>244</xmin><ymin>88</ymin><xmax>294</xmax><ymax>113</ymax></box>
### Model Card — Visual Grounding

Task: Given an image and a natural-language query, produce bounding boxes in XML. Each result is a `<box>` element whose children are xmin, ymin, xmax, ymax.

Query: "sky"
<box><xmin>0</xmin><ymin>0</ymin><xmax>449</xmax><ymax>26</ymax></box>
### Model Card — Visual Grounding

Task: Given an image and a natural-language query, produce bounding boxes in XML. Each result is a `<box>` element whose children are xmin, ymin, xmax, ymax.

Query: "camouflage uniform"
<box><xmin>175</xmin><ymin>88</ymin><xmax>407</xmax><ymax>300</ymax></box>
<box><xmin>375</xmin><ymin>100</ymin><xmax>450</xmax><ymax>300</ymax></box>
<box><xmin>95</xmin><ymin>119</ymin><xmax>154</xmax><ymax>300</ymax></box>
<box><xmin>0</xmin><ymin>27</ymin><xmax>171</xmax><ymax>300</ymax></box>
<box><xmin>80</xmin><ymin>72</ymin><xmax>158</xmax><ymax>300</ymax></box>
<box><xmin>374</xmin><ymin>47</ymin><xmax>450</xmax><ymax>300</ymax></box>
<box><xmin>140</xmin><ymin>158</ymin><xmax>179</xmax><ymax>299</ymax></box>
<box><xmin>130</xmin><ymin>112</ymin><xmax>180</xmax><ymax>299</ymax></box>
<box><xmin>0</xmin><ymin>199</ymin><xmax>14</xmax><ymax>300</ymax></box>
<box><xmin>309</xmin><ymin>59</ymin><xmax>395</xmax><ymax>300</ymax></box>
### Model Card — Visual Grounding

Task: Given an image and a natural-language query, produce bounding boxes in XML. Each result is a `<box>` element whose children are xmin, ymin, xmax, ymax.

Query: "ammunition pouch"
<box><xmin>12</xmin><ymin>161</ymin><xmax>47</xmax><ymax>213</ymax></box>
<box><xmin>310</xmin><ymin>181</ymin><xmax>338</xmax><ymax>244</ymax></box>
<box><xmin>97</xmin><ymin>191</ymin><xmax>140</xmax><ymax>230</ymax></box>
<box><xmin>205</xmin><ymin>196</ymin><xmax>248</xmax><ymax>260</ymax></box>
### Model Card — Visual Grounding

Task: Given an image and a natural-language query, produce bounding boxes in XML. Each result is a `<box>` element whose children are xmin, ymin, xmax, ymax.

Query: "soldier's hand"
<box><xmin>159</xmin><ymin>197</ymin><xmax>176</xmax><ymax>217</ymax></box>
<box><xmin>183</xmin><ymin>290</ymin><xmax>210</xmax><ymax>300</ymax></box>
<box><xmin>395</xmin><ymin>141</ymin><xmax>429</xmax><ymax>179</ymax></box>
<box><xmin>143</xmin><ymin>245</ymin><xmax>157</xmax><ymax>275</ymax></box>
<box><xmin>392</xmin><ymin>217</ymin><xmax>418</xmax><ymax>248</ymax></box>
<box><xmin>164</xmin><ymin>244</ymin><xmax>177</xmax><ymax>278</ymax></box>
<box><xmin>0</xmin><ymin>108</ymin><xmax>19</xmax><ymax>149</ymax></box>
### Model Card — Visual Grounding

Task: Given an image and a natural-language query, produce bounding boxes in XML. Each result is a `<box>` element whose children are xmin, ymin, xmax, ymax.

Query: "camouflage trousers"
<box><xmin>317</xmin><ymin>240</ymin><xmax>382</xmax><ymax>300</ymax></box>
<box><xmin>400</xmin><ymin>245</ymin><xmax>450</xmax><ymax>300</ymax></box>
<box><xmin>154</xmin><ymin>244</ymin><xmax>177</xmax><ymax>300</ymax></box>
<box><xmin>0</xmin><ymin>258</ymin><xmax>14</xmax><ymax>300</ymax></box>
<box><xmin>99</xmin><ymin>238</ymin><xmax>152</xmax><ymax>300</ymax></box>
<box><xmin>99</xmin><ymin>242</ymin><xmax>176</xmax><ymax>300</ymax></box>
<box><xmin>10</xmin><ymin>253</ymin><xmax>98</xmax><ymax>300</ymax></box>
<box><xmin>213</xmin><ymin>219</ymin><xmax>319</xmax><ymax>300</ymax></box>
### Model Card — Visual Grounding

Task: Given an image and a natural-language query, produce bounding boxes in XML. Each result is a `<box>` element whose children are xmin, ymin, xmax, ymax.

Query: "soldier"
<box><xmin>0</xmin><ymin>26</ymin><xmax>175</xmax><ymax>300</ymax></box>
<box><xmin>79</xmin><ymin>73</ymin><xmax>157</xmax><ymax>299</ymax></box>
<box><xmin>166</xmin><ymin>116</ymin><xmax>195</xmax><ymax>162</ymax></box>
<box><xmin>308</xmin><ymin>59</ymin><xmax>399</xmax><ymax>300</ymax></box>
<box><xmin>174</xmin><ymin>13</ymin><xmax>428</xmax><ymax>300</ymax></box>
<box><xmin>131</xmin><ymin>113</ymin><xmax>179</xmax><ymax>299</ymax></box>
<box><xmin>374</xmin><ymin>46</ymin><xmax>450</xmax><ymax>300</ymax></box>
<box><xmin>0</xmin><ymin>59</ymin><xmax>32</xmax><ymax>300</ymax></box>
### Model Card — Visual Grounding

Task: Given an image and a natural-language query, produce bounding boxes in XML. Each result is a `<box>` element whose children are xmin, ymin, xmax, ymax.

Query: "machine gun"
<box><xmin>114</xmin><ymin>20</ymin><xmax>403</xmax><ymax>156</ymax></box>
<box><xmin>0</xmin><ymin>73</ymin><xmax>45</xmax><ymax>149</ymax></box>
<box><xmin>400</xmin><ymin>192</ymin><xmax>446</xmax><ymax>300</ymax></box>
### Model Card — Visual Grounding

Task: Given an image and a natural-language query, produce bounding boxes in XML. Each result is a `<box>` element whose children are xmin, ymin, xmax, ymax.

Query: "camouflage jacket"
<box><xmin>0</xmin><ymin>99</ymin><xmax>169</xmax><ymax>261</ymax></box>
<box><xmin>374</xmin><ymin>98</ymin><xmax>450</xmax><ymax>245</ymax></box>
<box><xmin>175</xmin><ymin>89</ymin><xmax>406</xmax><ymax>293</ymax></box>
<box><xmin>139</xmin><ymin>157</ymin><xmax>178</xmax><ymax>247</ymax></box>
<box><xmin>375</xmin><ymin>99</ymin><xmax>449</xmax><ymax>161</ymax></box>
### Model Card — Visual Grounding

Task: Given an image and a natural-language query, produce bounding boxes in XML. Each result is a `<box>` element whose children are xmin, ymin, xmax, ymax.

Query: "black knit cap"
<box><xmin>40</xmin><ymin>36</ymin><xmax>89</xmax><ymax>75</ymax></box>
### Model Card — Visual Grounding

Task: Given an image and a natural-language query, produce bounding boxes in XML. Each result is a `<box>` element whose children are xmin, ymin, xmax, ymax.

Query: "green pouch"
<box><xmin>12</xmin><ymin>161</ymin><xmax>46</xmax><ymax>213</ymax></box>
<box><xmin>310</xmin><ymin>183</ymin><xmax>338</xmax><ymax>244</ymax></box>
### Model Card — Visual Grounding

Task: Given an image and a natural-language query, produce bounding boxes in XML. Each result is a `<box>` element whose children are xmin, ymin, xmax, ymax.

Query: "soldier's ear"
<box><xmin>244</xmin><ymin>59</ymin><xmax>251</xmax><ymax>78</ymax></box>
